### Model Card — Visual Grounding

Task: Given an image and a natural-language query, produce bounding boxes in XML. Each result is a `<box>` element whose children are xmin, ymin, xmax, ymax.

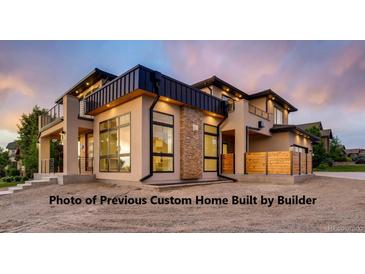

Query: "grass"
<box><xmin>0</xmin><ymin>181</ymin><xmax>19</xmax><ymax>189</ymax></box>
<box><xmin>315</xmin><ymin>165</ymin><xmax>365</xmax><ymax>172</ymax></box>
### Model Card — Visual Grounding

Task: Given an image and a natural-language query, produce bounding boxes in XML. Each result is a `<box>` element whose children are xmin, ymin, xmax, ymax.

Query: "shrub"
<box><xmin>6</xmin><ymin>167</ymin><xmax>20</xmax><ymax>176</ymax></box>
<box><xmin>318</xmin><ymin>163</ymin><xmax>329</xmax><ymax>170</ymax></box>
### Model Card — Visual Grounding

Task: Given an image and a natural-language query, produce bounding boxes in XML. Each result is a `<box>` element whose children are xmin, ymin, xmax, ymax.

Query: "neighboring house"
<box><xmin>297</xmin><ymin>122</ymin><xmax>333</xmax><ymax>152</ymax></box>
<box><xmin>37</xmin><ymin>65</ymin><xmax>318</xmax><ymax>184</ymax></box>
<box><xmin>6</xmin><ymin>141</ymin><xmax>25</xmax><ymax>175</ymax></box>
<box><xmin>346</xmin><ymin>149</ymin><xmax>365</xmax><ymax>159</ymax></box>
<box><xmin>6</xmin><ymin>141</ymin><xmax>18</xmax><ymax>166</ymax></box>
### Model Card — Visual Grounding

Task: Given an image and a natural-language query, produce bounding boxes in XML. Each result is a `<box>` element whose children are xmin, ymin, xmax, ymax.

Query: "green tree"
<box><xmin>0</xmin><ymin>147</ymin><xmax>10</xmax><ymax>177</ymax></box>
<box><xmin>17</xmin><ymin>106</ymin><xmax>47</xmax><ymax>178</ymax></box>
<box><xmin>305</xmin><ymin>126</ymin><xmax>330</xmax><ymax>167</ymax></box>
<box><xmin>329</xmin><ymin>136</ymin><xmax>347</xmax><ymax>161</ymax></box>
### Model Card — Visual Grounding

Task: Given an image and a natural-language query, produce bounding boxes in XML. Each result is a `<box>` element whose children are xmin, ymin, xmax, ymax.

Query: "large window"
<box><xmin>153</xmin><ymin>111</ymin><xmax>174</xmax><ymax>172</ymax></box>
<box><xmin>99</xmin><ymin>113</ymin><xmax>131</xmax><ymax>172</ymax></box>
<box><xmin>204</xmin><ymin>124</ymin><xmax>218</xmax><ymax>172</ymax></box>
<box><xmin>274</xmin><ymin>106</ymin><xmax>284</xmax><ymax>125</ymax></box>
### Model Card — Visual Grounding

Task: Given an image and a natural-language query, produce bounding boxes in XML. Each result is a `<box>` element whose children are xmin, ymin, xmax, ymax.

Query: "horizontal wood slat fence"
<box><xmin>245</xmin><ymin>151</ymin><xmax>313</xmax><ymax>175</ymax></box>
<box><xmin>221</xmin><ymin>153</ymin><xmax>234</xmax><ymax>174</ymax></box>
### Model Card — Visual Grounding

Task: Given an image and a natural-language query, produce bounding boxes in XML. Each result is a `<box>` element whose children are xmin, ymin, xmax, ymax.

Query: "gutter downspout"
<box><xmin>140</xmin><ymin>72</ymin><xmax>161</xmax><ymax>182</ymax></box>
<box><xmin>217</xmin><ymin>112</ymin><xmax>237</xmax><ymax>182</ymax></box>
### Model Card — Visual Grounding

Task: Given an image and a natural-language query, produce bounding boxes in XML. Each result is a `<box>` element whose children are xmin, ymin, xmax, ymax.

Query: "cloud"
<box><xmin>0</xmin><ymin>74</ymin><xmax>34</xmax><ymax>101</ymax></box>
<box><xmin>164</xmin><ymin>41</ymin><xmax>365</xmax><ymax>147</ymax></box>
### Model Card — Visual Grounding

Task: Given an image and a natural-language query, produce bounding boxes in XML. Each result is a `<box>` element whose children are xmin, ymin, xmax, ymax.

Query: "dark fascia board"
<box><xmin>55</xmin><ymin>68</ymin><xmax>117</xmax><ymax>104</ymax></box>
<box><xmin>270</xmin><ymin>125</ymin><xmax>320</xmax><ymax>142</ymax></box>
<box><xmin>83</xmin><ymin>64</ymin><xmax>227</xmax><ymax>116</ymax></box>
<box><xmin>297</xmin><ymin>121</ymin><xmax>323</xmax><ymax>131</ymax></box>
<box><xmin>192</xmin><ymin>75</ymin><xmax>250</xmax><ymax>99</ymax></box>
<box><xmin>249</xmin><ymin>89</ymin><xmax>298</xmax><ymax>112</ymax></box>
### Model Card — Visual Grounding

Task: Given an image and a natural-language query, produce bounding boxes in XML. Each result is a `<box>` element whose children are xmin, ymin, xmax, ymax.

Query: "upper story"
<box><xmin>39</xmin><ymin>65</ymin><xmax>299</xmax><ymax>136</ymax></box>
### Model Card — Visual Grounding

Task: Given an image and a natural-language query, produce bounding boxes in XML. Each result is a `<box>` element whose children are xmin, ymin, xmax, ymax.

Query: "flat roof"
<box><xmin>270</xmin><ymin>124</ymin><xmax>320</xmax><ymax>142</ymax></box>
<box><xmin>249</xmin><ymin>89</ymin><xmax>298</xmax><ymax>112</ymax></box>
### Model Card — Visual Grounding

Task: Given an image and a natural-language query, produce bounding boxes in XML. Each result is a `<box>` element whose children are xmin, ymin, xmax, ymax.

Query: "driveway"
<box><xmin>315</xmin><ymin>172</ymin><xmax>365</xmax><ymax>181</ymax></box>
<box><xmin>0</xmin><ymin>176</ymin><xmax>364</xmax><ymax>232</ymax></box>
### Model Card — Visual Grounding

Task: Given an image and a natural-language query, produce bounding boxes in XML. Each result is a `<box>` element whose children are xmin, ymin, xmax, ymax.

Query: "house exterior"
<box><xmin>297</xmin><ymin>122</ymin><xmax>333</xmax><ymax>152</ymax></box>
<box><xmin>37</xmin><ymin>65</ymin><xmax>318</xmax><ymax>184</ymax></box>
<box><xmin>346</xmin><ymin>149</ymin><xmax>365</xmax><ymax>159</ymax></box>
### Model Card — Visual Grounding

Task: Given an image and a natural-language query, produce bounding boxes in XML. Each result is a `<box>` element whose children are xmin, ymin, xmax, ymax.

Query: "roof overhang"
<box><xmin>192</xmin><ymin>76</ymin><xmax>250</xmax><ymax>100</ymax></box>
<box><xmin>270</xmin><ymin>125</ymin><xmax>320</xmax><ymax>142</ymax></box>
<box><xmin>249</xmin><ymin>89</ymin><xmax>298</xmax><ymax>112</ymax></box>
<box><xmin>55</xmin><ymin>68</ymin><xmax>117</xmax><ymax>104</ymax></box>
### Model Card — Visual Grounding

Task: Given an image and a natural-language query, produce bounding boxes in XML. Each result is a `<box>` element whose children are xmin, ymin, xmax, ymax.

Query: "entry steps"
<box><xmin>0</xmin><ymin>177</ymin><xmax>57</xmax><ymax>196</ymax></box>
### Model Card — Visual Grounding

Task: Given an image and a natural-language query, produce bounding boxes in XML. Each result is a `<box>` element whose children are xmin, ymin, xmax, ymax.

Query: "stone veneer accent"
<box><xmin>180</xmin><ymin>106</ymin><xmax>204</xmax><ymax>180</ymax></box>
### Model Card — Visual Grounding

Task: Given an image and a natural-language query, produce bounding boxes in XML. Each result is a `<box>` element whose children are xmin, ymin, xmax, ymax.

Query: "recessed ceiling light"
<box><xmin>106</xmin><ymin>104</ymin><xmax>110</xmax><ymax>107</ymax></box>
<box><xmin>86</xmin><ymin>82</ymin><xmax>90</xmax><ymax>86</ymax></box>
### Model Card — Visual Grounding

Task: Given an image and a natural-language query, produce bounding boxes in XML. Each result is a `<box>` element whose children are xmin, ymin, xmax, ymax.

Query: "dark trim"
<box><xmin>152</xmin><ymin>111</ymin><xmax>175</xmax><ymax>173</ymax></box>
<box><xmin>140</xmin><ymin>94</ymin><xmax>160</xmax><ymax>181</ymax></box>
<box><xmin>203</xmin><ymin>123</ymin><xmax>218</xmax><ymax>172</ymax></box>
<box><xmin>270</xmin><ymin>125</ymin><xmax>320</xmax><ymax>142</ymax></box>
<box><xmin>249</xmin><ymin>89</ymin><xmax>298</xmax><ymax>112</ymax></box>
<box><xmin>84</xmin><ymin>65</ymin><xmax>227</xmax><ymax>116</ymax></box>
<box><xmin>98</xmin><ymin>112</ymin><xmax>131</xmax><ymax>173</ymax></box>
<box><xmin>216</xmin><ymin>117</ymin><xmax>237</xmax><ymax>182</ymax></box>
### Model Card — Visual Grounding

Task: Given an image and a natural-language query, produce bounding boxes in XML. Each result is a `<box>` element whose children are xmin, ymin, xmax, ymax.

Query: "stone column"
<box><xmin>180</xmin><ymin>106</ymin><xmax>203</xmax><ymax>180</ymax></box>
<box><xmin>63</xmin><ymin>95</ymin><xmax>79</xmax><ymax>175</ymax></box>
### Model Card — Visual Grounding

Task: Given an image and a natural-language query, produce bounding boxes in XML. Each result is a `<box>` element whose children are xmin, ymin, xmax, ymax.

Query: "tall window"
<box><xmin>204</xmin><ymin>124</ymin><xmax>218</xmax><ymax>172</ymax></box>
<box><xmin>274</xmin><ymin>107</ymin><xmax>284</xmax><ymax>125</ymax></box>
<box><xmin>99</xmin><ymin>113</ymin><xmax>131</xmax><ymax>172</ymax></box>
<box><xmin>153</xmin><ymin>111</ymin><xmax>174</xmax><ymax>172</ymax></box>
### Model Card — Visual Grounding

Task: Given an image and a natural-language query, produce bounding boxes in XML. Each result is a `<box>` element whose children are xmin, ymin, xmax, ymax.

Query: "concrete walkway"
<box><xmin>315</xmin><ymin>172</ymin><xmax>365</xmax><ymax>181</ymax></box>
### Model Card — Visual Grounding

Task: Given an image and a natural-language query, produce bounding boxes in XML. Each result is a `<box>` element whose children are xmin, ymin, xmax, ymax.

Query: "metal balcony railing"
<box><xmin>248</xmin><ymin>103</ymin><xmax>271</xmax><ymax>120</ymax></box>
<box><xmin>39</xmin><ymin>104</ymin><xmax>64</xmax><ymax>129</ymax></box>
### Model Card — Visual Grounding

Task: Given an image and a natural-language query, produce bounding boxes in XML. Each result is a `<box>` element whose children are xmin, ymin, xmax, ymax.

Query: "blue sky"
<box><xmin>0</xmin><ymin>41</ymin><xmax>364</xmax><ymax>149</ymax></box>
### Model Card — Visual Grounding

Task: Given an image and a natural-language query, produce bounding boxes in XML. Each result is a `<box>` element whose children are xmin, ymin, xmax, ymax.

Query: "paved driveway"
<box><xmin>315</xmin><ymin>172</ymin><xmax>365</xmax><ymax>181</ymax></box>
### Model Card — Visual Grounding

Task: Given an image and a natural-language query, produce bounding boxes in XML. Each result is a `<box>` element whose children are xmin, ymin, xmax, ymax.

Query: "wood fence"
<box><xmin>245</xmin><ymin>151</ymin><xmax>313</xmax><ymax>175</ymax></box>
<box><xmin>221</xmin><ymin>153</ymin><xmax>235</xmax><ymax>174</ymax></box>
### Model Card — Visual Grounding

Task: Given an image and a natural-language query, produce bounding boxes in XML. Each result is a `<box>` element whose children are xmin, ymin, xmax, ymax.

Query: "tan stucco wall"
<box><xmin>249</xmin><ymin>131</ymin><xmax>312</xmax><ymax>152</ymax></box>
<box><xmin>93</xmin><ymin>96</ymin><xmax>144</xmax><ymax>181</ymax></box>
<box><xmin>249</xmin><ymin>97</ymin><xmax>267</xmax><ymax>111</ymax></box>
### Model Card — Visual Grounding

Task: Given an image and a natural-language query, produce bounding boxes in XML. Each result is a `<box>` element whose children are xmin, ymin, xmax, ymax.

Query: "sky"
<box><xmin>0</xmin><ymin>41</ymin><xmax>364</xmax><ymax>149</ymax></box>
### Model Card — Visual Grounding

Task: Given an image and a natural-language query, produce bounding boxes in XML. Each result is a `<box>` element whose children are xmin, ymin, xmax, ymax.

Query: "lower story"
<box><xmin>37</xmin><ymin>94</ymin><xmax>314</xmax><ymax>184</ymax></box>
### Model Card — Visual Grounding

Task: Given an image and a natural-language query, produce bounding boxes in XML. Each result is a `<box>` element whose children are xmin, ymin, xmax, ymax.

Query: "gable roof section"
<box><xmin>249</xmin><ymin>89</ymin><xmax>298</xmax><ymax>112</ymax></box>
<box><xmin>192</xmin><ymin>76</ymin><xmax>250</xmax><ymax>99</ymax></box>
<box><xmin>55</xmin><ymin>68</ymin><xmax>117</xmax><ymax>104</ymax></box>
<box><xmin>321</xmin><ymin>129</ymin><xmax>333</xmax><ymax>139</ymax></box>
<box><xmin>6</xmin><ymin>141</ymin><xmax>18</xmax><ymax>150</ymax></box>
<box><xmin>270</xmin><ymin>124</ymin><xmax>320</xmax><ymax>142</ymax></box>
<box><xmin>297</xmin><ymin>121</ymin><xmax>323</xmax><ymax>131</ymax></box>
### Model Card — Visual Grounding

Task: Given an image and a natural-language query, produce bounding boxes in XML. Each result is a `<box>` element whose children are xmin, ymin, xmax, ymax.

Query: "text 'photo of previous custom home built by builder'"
<box><xmin>37</xmin><ymin>65</ymin><xmax>319</xmax><ymax>185</ymax></box>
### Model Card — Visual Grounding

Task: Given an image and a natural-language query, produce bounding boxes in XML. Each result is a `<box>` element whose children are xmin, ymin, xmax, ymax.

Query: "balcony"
<box><xmin>39</xmin><ymin>104</ymin><xmax>64</xmax><ymax>130</ymax></box>
<box><xmin>248</xmin><ymin>103</ymin><xmax>271</xmax><ymax>121</ymax></box>
<box><xmin>39</xmin><ymin>101</ymin><xmax>94</xmax><ymax>131</ymax></box>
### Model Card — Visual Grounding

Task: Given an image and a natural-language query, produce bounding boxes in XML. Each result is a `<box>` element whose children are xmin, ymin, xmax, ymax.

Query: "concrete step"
<box><xmin>0</xmin><ymin>190</ymin><xmax>13</xmax><ymax>196</ymax></box>
<box><xmin>18</xmin><ymin>183</ymin><xmax>32</xmax><ymax>188</ymax></box>
<box><xmin>8</xmin><ymin>186</ymin><xmax>23</xmax><ymax>191</ymax></box>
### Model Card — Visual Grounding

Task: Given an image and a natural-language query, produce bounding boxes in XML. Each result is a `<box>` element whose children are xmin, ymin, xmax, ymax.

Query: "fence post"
<box><xmin>265</xmin><ymin>152</ymin><xmax>268</xmax><ymax>175</ymax></box>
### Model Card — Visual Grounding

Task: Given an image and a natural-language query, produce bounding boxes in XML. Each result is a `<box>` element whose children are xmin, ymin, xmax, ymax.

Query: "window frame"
<box><xmin>152</xmin><ymin>110</ymin><xmax>174</xmax><ymax>173</ymax></box>
<box><xmin>99</xmin><ymin>112</ymin><xmax>131</xmax><ymax>173</ymax></box>
<box><xmin>274</xmin><ymin>106</ymin><xmax>284</xmax><ymax>125</ymax></box>
<box><xmin>203</xmin><ymin>123</ymin><xmax>218</xmax><ymax>172</ymax></box>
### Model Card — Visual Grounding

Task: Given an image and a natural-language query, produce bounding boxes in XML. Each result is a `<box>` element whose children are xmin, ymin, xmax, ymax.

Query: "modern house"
<box><xmin>37</xmin><ymin>65</ymin><xmax>318</xmax><ymax>184</ymax></box>
<box><xmin>297</xmin><ymin>122</ymin><xmax>333</xmax><ymax>152</ymax></box>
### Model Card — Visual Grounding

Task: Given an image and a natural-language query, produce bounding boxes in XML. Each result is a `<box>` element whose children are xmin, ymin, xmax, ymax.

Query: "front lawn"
<box><xmin>0</xmin><ymin>181</ymin><xmax>19</xmax><ymax>189</ymax></box>
<box><xmin>315</xmin><ymin>165</ymin><xmax>365</xmax><ymax>172</ymax></box>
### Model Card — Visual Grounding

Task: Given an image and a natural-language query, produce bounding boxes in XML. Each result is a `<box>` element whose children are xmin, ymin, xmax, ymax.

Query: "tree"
<box><xmin>0</xmin><ymin>147</ymin><xmax>10</xmax><ymax>177</ymax></box>
<box><xmin>17</xmin><ymin>106</ymin><xmax>48</xmax><ymax>178</ymax></box>
<box><xmin>329</xmin><ymin>136</ymin><xmax>347</xmax><ymax>162</ymax></box>
<box><xmin>305</xmin><ymin>126</ymin><xmax>330</xmax><ymax>167</ymax></box>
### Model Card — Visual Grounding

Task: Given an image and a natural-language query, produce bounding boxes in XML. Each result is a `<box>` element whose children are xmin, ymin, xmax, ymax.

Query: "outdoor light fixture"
<box><xmin>86</xmin><ymin>82</ymin><xmax>90</xmax><ymax>86</ymax></box>
<box><xmin>106</xmin><ymin>104</ymin><xmax>110</xmax><ymax>107</ymax></box>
